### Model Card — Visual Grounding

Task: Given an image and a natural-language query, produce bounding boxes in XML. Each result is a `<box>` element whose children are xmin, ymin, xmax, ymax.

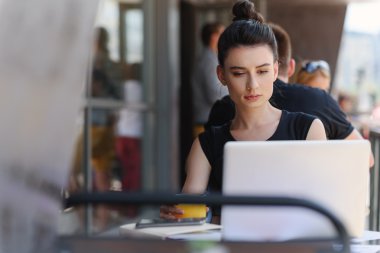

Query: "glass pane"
<box><xmin>334</xmin><ymin>2</ymin><xmax>380</xmax><ymax>138</ymax></box>
<box><xmin>64</xmin><ymin>107</ymin><xmax>145</xmax><ymax>234</ymax></box>
<box><xmin>95</xmin><ymin>0</ymin><xmax>120</xmax><ymax>62</ymax></box>
<box><xmin>124</xmin><ymin>9</ymin><xmax>144</xmax><ymax>64</ymax></box>
<box><xmin>63</xmin><ymin>0</ymin><xmax>149</xmax><ymax>236</ymax></box>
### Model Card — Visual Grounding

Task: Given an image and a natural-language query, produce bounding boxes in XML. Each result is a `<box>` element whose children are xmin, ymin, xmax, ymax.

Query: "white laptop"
<box><xmin>221</xmin><ymin>140</ymin><xmax>370</xmax><ymax>241</ymax></box>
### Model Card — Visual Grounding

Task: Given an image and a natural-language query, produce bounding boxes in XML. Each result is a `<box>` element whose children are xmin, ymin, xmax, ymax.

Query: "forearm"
<box><xmin>345</xmin><ymin>128</ymin><xmax>374</xmax><ymax>168</ymax></box>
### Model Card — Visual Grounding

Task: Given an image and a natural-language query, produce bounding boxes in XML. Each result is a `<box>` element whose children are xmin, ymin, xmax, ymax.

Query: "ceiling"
<box><xmin>184</xmin><ymin>0</ymin><xmax>380</xmax><ymax>6</ymax></box>
<box><xmin>267</xmin><ymin>0</ymin><xmax>380</xmax><ymax>5</ymax></box>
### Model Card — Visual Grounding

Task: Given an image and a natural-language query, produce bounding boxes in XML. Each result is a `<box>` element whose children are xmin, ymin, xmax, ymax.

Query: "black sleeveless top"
<box><xmin>199</xmin><ymin>110</ymin><xmax>317</xmax><ymax>195</ymax></box>
<box><xmin>205</xmin><ymin>79</ymin><xmax>353</xmax><ymax>140</ymax></box>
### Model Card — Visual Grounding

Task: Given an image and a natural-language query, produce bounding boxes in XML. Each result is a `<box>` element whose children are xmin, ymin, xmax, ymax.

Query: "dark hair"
<box><xmin>217</xmin><ymin>0</ymin><xmax>277</xmax><ymax>66</ymax></box>
<box><xmin>269</xmin><ymin>23</ymin><xmax>292</xmax><ymax>77</ymax></box>
<box><xmin>201</xmin><ymin>22</ymin><xmax>224</xmax><ymax>47</ymax></box>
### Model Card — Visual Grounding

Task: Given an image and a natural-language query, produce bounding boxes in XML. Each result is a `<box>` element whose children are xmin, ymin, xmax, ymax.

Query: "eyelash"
<box><xmin>232</xmin><ymin>71</ymin><xmax>268</xmax><ymax>76</ymax></box>
<box><xmin>231</xmin><ymin>69</ymin><xmax>269</xmax><ymax>76</ymax></box>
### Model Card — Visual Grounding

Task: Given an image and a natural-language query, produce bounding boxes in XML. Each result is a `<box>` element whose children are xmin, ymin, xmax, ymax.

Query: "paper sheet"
<box><xmin>351</xmin><ymin>245</ymin><xmax>380</xmax><ymax>253</ymax></box>
<box><xmin>119</xmin><ymin>223</ymin><xmax>222</xmax><ymax>239</ymax></box>
<box><xmin>353</xmin><ymin>230</ymin><xmax>380</xmax><ymax>243</ymax></box>
<box><xmin>168</xmin><ymin>230</ymin><xmax>222</xmax><ymax>241</ymax></box>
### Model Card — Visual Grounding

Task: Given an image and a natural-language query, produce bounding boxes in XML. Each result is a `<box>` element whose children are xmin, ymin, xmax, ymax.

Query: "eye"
<box><xmin>232</xmin><ymin>72</ymin><xmax>245</xmax><ymax>77</ymax></box>
<box><xmin>257</xmin><ymin>70</ymin><xmax>269</xmax><ymax>75</ymax></box>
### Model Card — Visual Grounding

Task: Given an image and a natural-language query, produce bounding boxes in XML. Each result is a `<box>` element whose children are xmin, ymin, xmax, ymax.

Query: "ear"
<box><xmin>217</xmin><ymin>65</ymin><xmax>227</xmax><ymax>86</ymax></box>
<box><xmin>287</xmin><ymin>58</ymin><xmax>296</xmax><ymax>78</ymax></box>
<box><xmin>273</xmin><ymin>61</ymin><xmax>279</xmax><ymax>80</ymax></box>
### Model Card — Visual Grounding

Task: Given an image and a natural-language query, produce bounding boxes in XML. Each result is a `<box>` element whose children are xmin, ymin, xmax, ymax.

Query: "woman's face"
<box><xmin>217</xmin><ymin>45</ymin><xmax>278</xmax><ymax>110</ymax></box>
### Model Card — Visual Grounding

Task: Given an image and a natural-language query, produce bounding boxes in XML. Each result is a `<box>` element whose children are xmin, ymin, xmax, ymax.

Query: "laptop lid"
<box><xmin>221</xmin><ymin>140</ymin><xmax>370</xmax><ymax>241</ymax></box>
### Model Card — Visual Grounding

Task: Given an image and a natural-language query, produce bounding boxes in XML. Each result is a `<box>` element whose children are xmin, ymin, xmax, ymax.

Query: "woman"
<box><xmin>161</xmin><ymin>0</ymin><xmax>326</xmax><ymax>222</ymax></box>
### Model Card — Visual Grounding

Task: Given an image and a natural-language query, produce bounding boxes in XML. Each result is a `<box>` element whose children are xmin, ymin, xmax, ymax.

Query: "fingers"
<box><xmin>159</xmin><ymin>205</ymin><xmax>184</xmax><ymax>219</ymax></box>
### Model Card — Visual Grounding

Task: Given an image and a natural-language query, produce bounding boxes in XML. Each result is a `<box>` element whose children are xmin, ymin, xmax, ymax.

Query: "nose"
<box><xmin>246</xmin><ymin>76</ymin><xmax>259</xmax><ymax>91</ymax></box>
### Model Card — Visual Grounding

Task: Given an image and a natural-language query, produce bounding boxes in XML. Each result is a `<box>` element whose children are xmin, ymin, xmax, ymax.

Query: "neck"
<box><xmin>278</xmin><ymin>74</ymin><xmax>288</xmax><ymax>83</ymax></box>
<box><xmin>232</xmin><ymin>103</ymin><xmax>281</xmax><ymax>130</ymax></box>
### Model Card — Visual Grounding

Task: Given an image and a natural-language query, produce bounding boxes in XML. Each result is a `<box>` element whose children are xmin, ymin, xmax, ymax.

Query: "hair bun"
<box><xmin>232</xmin><ymin>0</ymin><xmax>264</xmax><ymax>23</ymax></box>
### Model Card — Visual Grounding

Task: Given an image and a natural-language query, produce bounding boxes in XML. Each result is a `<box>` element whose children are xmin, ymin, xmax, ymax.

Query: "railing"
<box><xmin>66</xmin><ymin>192</ymin><xmax>351</xmax><ymax>253</ymax></box>
<box><xmin>369</xmin><ymin>128</ymin><xmax>380</xmax><ymax>230</ymax></box>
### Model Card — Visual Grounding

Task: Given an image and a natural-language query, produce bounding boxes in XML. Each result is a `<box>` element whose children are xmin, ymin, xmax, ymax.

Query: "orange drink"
<box><xmin>174</xmin><ymin>204</ymin><xmax>207</xmax><ymax>219</ymax></box>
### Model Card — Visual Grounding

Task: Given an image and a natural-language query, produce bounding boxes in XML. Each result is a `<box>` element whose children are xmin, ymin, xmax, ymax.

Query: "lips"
<box><xmin>244</xmin><ymin>94</ymin><xmax>261</xmax><ymax>101</ymax></box>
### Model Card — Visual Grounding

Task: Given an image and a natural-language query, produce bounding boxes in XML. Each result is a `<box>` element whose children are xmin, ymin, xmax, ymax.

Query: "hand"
<box><xmin>159</xmin><ymin>205</ymin><xmax>184</xmax><ymax>219</ymax></box>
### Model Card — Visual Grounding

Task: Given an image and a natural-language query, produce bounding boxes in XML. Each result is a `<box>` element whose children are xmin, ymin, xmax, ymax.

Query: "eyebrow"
<box><xmin>229</xmin><ymin>63</ymin><xmax>271</xmax><ymax>70</ymax></box>
<box><xmin>256</xmin><ymin>63</ymin><xmax>271</xmax><ymax>68</ymax></box>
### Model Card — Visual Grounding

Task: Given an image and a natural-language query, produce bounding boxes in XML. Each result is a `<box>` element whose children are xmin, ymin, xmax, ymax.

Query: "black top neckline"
<box><xmin>225</xmin><ymin>110</ymin><xmax>285</xmax><ymax>141</ymax></box>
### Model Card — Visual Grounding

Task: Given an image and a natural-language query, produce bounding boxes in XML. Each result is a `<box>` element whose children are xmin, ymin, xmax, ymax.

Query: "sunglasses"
<box><xmin>301</xmin><ymin>60</ymin><xmax>330</xmax><ymax>73</ymax></box>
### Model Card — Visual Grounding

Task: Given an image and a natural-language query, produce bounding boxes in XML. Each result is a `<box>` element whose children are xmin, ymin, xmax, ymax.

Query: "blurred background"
<box><xmin>62</xmin><ymin>0</ymin><xmax>380</xmax><ymax>235</ymax></box>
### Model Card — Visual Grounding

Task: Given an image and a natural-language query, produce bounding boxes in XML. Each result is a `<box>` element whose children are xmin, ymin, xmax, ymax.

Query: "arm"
<box><xmin>160</xmin><ymin>138</ymin><xmax>211</xmax><ymax>219</ymax></box>
<box><xmin>345</xmin><ymin>128</ymin><xmax>366</xmax><ymax>140</ymax></box>
<box><xmin>182</xmin><ymin>137</ymin><xmax>211</xmax><ymax>193</ymax></box>
<box><xmin>306</xmin><ymin>119</ymin><xmax>327</xmax><ymax>140</ymax></box>
<box><xmin>344</xmin><ymin>128</ymin><xmax>375</xmax><ymax>168</ymax></box>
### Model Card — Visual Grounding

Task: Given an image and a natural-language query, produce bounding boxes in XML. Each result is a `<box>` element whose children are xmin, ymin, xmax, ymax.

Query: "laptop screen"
<box><xmin>222</xmin><ymin>140</ymin><xmax>370</xmax><ymax>241</ymax></box>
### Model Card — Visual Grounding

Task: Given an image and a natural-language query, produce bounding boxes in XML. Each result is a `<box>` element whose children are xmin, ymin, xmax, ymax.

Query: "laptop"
<box><xmin>221</xmin><ymin>140</ymin><xmax>370</xmax><ymax>241</ymax></box>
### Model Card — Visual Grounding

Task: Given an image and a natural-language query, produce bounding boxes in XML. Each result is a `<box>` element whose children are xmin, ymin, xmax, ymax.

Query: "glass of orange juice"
<box><xmin>174</xmin><ymin>193</ymin><xmax>207</xmax><ymax>219</ymax></box>
<box><xmin>174</xmin><ymin>204</ymin><xmax>207</xmax><ymax>219</ymax></box>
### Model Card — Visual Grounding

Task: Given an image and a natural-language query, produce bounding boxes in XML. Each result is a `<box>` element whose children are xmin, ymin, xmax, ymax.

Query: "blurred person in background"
<box><xmin>69</xmin><ymin>27</ymin><xmax>124</xmax><ymax>231</ymax></box>
<box><xmin>115</xmin><ymin>64</ymin><xmax>142</xmax><ymax>191</ymax></box>
<box><xmin>296</xmin><ymin>60</ymin><xmax>331</xmax><ymax>92</ymax></box>
<box><xmin>114</xmin><ymin>63</ymin><xmax>142</xmax><ymax>217</ymax></box>
<box><xmin>192</xmin><ymin>22</ymin><xmax>227</xmax><ymax>137</ymax></box>
<box><xmin>93</xmin><ymin>27</ymin><xmax>123</xmax><ymax>98</ymax></box>
<box><xmin>338</xmin><ymin>92</ymin><xmax>355</xmax><ymax>117</ymax></box>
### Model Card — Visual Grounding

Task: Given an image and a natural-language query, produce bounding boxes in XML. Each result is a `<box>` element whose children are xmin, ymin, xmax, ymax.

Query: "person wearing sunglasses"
<box><xmin>296</xmin><ymin>60</ymin><xmax>331</xmax><ymax>92</ymax></box>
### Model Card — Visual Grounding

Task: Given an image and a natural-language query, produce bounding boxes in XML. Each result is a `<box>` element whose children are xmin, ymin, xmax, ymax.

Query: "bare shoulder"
<box><xmin>306</xmin><ymin>118</ymin><xmax>327</xmax><ymax>140</ymax></box>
